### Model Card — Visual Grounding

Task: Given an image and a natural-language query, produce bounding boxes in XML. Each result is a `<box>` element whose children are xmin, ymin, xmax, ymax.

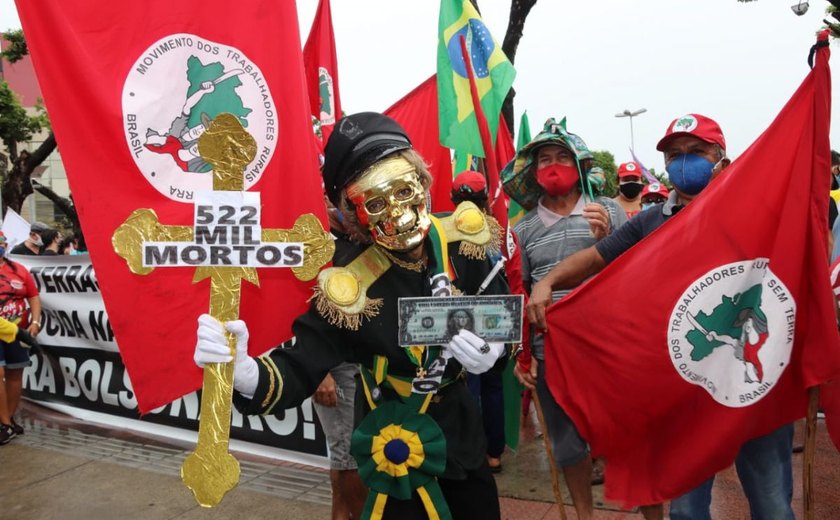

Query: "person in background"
<box><xmin>314</xmin><ymin>195</ymin><xmax>367</xmax><ymax>520</ymax></box>
<box><xmin>829</xmin><ymin>150</ymin><xmax>840</xmax><ymax>261</ymax></box>
<box><xmin>59</xmin><ymin>234</ymin><xmax>80</xmax><ymax>255</ymax></box>
<box><xmin>39</xmin><ymin>229</ymin><xmax>62</xmax><ymax>256</ymax></box>
<box><xmin>640</xmin><ymin>182</ymin><xmax>669</xmax><ymax>210</ymax></box>
<box><xmin>450</xmin><ymin>170</ymin><xmax>506</xmax><ymax>473</ymax></box>
<box><xmin>0</xmin><ymin>232</ymin><xmax>42</xmax><ymax>445</ymax></box>
<box><xmin>10</xmin><ymin>221</ymin><xmax>49</xmax><ymax>256</ymax></box>
<box><xmin>312</xmin><ymin>363</ymin><xmax>367</xmax><ymax>520</ymax></box>
<box><xmin>613</xmin><ymin>162</ymin><xmax>645</xmax><ymax>218</ymax></box>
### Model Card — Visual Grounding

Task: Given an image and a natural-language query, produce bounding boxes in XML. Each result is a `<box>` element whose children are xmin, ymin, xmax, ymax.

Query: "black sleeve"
<box><xmin>595</xmin><ymin>211</ymin><xmax>648</xmax><ymax>264</ymax></box>
<box><xmin>234</xmin><ymin>240</ymin><xmax>361</xmax><ymax>416</ymax></box>
<box><xmin>450</xmin><ymin>244</ymin><xmax>510</xmax><ymax>297</ymax></box>
<box><xmin>233</xmin><ymin>306</ymin><xmax>352</xmax><ymax>416</ymax></box>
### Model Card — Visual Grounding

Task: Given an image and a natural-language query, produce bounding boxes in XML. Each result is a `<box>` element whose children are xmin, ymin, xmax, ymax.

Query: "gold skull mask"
<box><xmin>345</xmin><ymin>155</ymin><xmax>431</xmax><ymax>252</ymax></box>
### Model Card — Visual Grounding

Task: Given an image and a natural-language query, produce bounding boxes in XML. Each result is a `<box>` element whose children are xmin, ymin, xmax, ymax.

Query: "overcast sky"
<box><xmin>2</xmin><ymin>0</ymin><xmax>838</xmax><ymax>172</ymax></box>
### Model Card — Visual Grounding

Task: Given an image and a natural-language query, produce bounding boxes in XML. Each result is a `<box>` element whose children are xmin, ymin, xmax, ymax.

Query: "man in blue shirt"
<box><xmin>525</xmin><ymin>114</ymin><xmax>794</xmax><ymax>520</ymax></box>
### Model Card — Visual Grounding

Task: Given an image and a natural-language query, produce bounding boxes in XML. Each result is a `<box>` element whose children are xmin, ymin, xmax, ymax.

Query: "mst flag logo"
<box><xmin>667</xmin><ymin>259</ymin><xmax>796</xmax><ymax>408</ymax></box>
<box><xmin>672</xmin><ymin>115</ymin><xmax>699</xmax><ymax>133</ymax></box>
<box><xmin>122</xmin><ymin>34</ymin><xmax>278</xmax><ymax>202</ymax></box>
<box><xmin>317</xmin><ymin>67</ymin><xmax>336</xmax><ymax>126</ymax></box>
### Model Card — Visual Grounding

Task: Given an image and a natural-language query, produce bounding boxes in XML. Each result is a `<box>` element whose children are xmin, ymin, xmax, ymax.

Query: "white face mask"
<box><xmin>32</xmin><ymin>234</ymin><xmax>44</xmax><ymax>247</ymax></box>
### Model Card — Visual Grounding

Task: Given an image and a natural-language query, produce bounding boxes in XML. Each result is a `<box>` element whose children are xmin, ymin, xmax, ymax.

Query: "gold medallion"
<box><xmin>324</xmin><ymin>270</ymin><xmax>361</xmax><ymax>306</ymax></box>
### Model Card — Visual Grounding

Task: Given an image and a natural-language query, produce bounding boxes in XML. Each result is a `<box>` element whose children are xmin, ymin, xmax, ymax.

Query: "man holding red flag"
<box><xmin>527</xmin><ymin>105</ymin><xmax>838</xmax><ymax>516</ymax></box>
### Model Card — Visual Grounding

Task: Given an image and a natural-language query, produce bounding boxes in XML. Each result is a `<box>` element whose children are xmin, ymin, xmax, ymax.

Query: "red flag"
<box><xmin>385</xmin><ymin>75</ymin><xmax>454</xmax><ymax>213</ymax></box>
<box><xmin>303</xmin><ymin>0</ymin><xmax>342</xmax><ymax>145</ymax></box>
<box><xmin>17</xmin><ymin>0</ymin><xmax>326</xmax><ymax>413</ymax></box>
<box><xmin>492</xmin><ymin>118</ymin><xmax>515</xmax><ymax>218</ymax></box>
<box><xmin>544</xmin><ymin>34</ymin><xmax>840</xmax><ymax>506</ymax></box>
<box><xmin>491</xmin><ymin>120</ymin><xmax>523</xmax><ymax>292</ymax></box>
<box><xmin>492</xmin><ymin>119</ymin><xmax>529</xmax><ymax>365</ymax></box>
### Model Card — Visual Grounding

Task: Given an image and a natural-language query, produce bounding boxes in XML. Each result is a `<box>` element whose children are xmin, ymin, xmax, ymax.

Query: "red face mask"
<box><xmin>535</xmin><ymin>164</ymin><xmax>580</xmax><ymax>196</ymax></box>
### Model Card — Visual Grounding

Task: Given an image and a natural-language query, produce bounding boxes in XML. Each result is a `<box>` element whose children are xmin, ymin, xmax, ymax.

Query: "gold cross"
<box><xmin>112</xmin><ymin>113</ymin><xmax>334</xmax><ymax>506</ymax></box>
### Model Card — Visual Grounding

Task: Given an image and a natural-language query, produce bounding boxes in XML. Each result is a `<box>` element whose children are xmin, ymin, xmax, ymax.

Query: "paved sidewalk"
<box><xmin>2</xmin><ymin>401</ymin><xmax>839</xmax><ymax>519</ymax></box>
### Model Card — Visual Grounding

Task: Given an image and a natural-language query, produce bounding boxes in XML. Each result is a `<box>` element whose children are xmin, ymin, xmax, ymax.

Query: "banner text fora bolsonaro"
<box><xmin>17</xmin><ymin>254</ymin><xmax>327</xmax><ymax>460</ymax></box>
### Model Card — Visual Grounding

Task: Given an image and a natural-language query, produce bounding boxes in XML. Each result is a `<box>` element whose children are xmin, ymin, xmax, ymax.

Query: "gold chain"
<box><xmin>380</xmin><ymin>247</ymin><xmax>425</xmax><ymax>272</ymax></box>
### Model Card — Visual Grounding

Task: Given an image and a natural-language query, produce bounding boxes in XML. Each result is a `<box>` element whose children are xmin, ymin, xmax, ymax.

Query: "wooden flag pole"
<box><xmin>803</xmin><ymin>386</ymin><xmax>819</xmax><ymax>520</ymax></box>
<box><xmin>531</xmin><ymin>389</ymin><xmax>569</xmax><ymax>520</ymax></box>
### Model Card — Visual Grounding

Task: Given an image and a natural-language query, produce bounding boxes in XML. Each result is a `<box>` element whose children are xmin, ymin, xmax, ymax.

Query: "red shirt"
<box><xmin>0</xmin><ymin>259</ymin><xmax>38</xmax><ymax>326</ymax></box>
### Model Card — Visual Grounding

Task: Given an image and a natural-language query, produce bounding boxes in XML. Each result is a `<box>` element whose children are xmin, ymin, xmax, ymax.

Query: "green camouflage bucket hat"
<box><xmin>500</xmin><ymin>117</ymin><xmax>593</xmax><ymax>211</ymax></box>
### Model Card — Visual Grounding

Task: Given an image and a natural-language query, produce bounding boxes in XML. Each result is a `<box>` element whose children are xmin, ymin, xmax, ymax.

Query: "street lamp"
<box><xmin>614</xmin><ymin>108</ymin><xmax>647</xmax><ymax>152</ymax></box>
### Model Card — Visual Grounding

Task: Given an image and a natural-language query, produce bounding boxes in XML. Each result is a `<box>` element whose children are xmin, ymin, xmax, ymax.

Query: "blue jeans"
<box><xmin>669</xmin><ymin>424</ymin><xmax>794</xmax><ymax>520</ymax></box>
<box><xmin>466</xmin><ymin>371</ymin><xmax>505</xmax><ymax>457</ymax></box>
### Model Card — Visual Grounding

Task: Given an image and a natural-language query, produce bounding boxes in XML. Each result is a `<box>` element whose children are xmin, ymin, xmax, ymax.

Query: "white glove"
<box><xmin>447</xmin><ymin>329</ymin><xmax>505</xmax><ymax>374</ymax></box>
<box><xmin>195</xmin><ymin>314</ymin><xmax>259</xmax><ymax>398</ymax></box>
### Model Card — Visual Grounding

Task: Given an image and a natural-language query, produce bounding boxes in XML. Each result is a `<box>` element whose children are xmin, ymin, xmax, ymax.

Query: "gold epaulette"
<box><xmin>312</xmin><ymin>246</ymin><xmax>390</xmax><ymax>330</ymax></box>
<box><xmin>438</xmin><ymin>201</ymin><xmax>502</xmax><ymax>260</ymax></box>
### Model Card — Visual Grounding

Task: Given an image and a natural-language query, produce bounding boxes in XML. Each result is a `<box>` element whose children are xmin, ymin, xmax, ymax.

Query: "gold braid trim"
<box><xmin>457</xmin><ymin>214</ymin><xmax>503</xmax><ymax>260</ymax></box>
<box><xmin>311</xmin><ymin>286</ymin><xmax>384</xmax><ymax>331</ymax></box>
<box><xmin>258</xmin><ymin>356</ymin><xmax>276</xmax><ymax>411</ymax></box>
<box><xmin>458</xmin><ymin>240</ymin><xmax>487</xmax><ymax>260</ymax></box>
<box><xmin>486</xmin><ymin>215</ymin><xmax>504</xmax><ymax>254</ymax></box>
<box><xmin>260</xmin><ymin>356</ymin><xmax>285</xmax><ymax>414</ymax></box>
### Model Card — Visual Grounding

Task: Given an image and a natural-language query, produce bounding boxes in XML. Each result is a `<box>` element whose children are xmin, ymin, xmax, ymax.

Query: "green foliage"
<box><xmin>827</xmin><ymin>6</ymin><xmax>840</xmax><ymax>40</ymax></box>
<box><xmin>591</xmin><ymin>150</ymin><xmax>618</xmax><ymax>197</ymax></box>
<box><xmin>0</xmin><ymin>81</ymin><xmax>45</xmax><ymax>148</ymax></box>
<box><xmin>0</xmin><ymin>30</ymin><xmax>28</xmax><ymax>63</ymax></box>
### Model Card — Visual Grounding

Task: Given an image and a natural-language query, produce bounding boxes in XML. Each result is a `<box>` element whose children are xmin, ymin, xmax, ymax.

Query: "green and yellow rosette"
<box><xmin>350</xmin><ymin>401</ymin><xmax>451</xmax><ymax>520</ymax></box>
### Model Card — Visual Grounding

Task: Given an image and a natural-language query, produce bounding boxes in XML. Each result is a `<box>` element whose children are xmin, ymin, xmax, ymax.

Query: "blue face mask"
<box><xmin>666</xmin><ymin>154</ymin><xmax>715</xmax><ymax>195</ymax></box>
<box><xmin>0</xmin><ymin>247</ymin><xmax>6</xmax><ymax>257</ymax></box>
<box><xmin>641</xmin><ymin>203</ymin><xmax>655</xmax><ymax>211</ymax></box>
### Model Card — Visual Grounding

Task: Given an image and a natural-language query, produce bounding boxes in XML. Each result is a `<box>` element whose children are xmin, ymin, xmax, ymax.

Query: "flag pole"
<box><xmin>458</xmin><ymin>36</ymin><xmax>503</xmax><ymax>219</ymax></box>
<box><xmin>531</xmin><ymin>390</ymin><xmax>569</xmax><ymax>520</ymax></box>
<box><xmin>803</xmin><ymin>386</ymin><xmax>819</xmax><ymax>520</ymax></box>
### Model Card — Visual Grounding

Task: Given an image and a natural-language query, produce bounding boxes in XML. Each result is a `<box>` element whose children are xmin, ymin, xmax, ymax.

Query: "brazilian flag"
<box><xmin>437</xmin><ymin>0</ymin><xmax>515</xmax><ymax>157</ymax></box>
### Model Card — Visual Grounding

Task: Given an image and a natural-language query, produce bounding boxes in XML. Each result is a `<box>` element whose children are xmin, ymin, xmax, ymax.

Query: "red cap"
<box><xmin>452</xmin><ymin>170</ymin><xmax>487</xmax><ymax>194</ymax></box>
<box><xmin>617</xmin><ymin>162</ymin><xmax>642</xmax><ymax>179</ymax></box>
<box><xmin>641</xmin><ymin>182</ymin><xmax>669</xmax><ymax>200</ymax></box>
<box><xmin>656</xmin><ymin>114</ymin><xmax>725</xmax><ymax>151</ymax></box>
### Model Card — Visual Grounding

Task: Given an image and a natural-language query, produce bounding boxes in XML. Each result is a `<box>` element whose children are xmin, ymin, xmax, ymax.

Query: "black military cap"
<box><xmin>323</xmin><ymin>112</ymin><xmax>412</xmax><ymax>205</ymax></box>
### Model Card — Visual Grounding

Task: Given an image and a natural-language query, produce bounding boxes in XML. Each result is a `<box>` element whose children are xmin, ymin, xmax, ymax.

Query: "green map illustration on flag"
<box><xmin>686</xmin><ymin>284</ymin><xmax>766</xmax><ymax>362</ymax></box>
<box><xmin>437</xmin><ymin>0</ymin><xmax>515</xmax><ymax>157</ymax></box>
<box><xmin>145</xmin><ymin>55</ymin><xmax>252</xmax><ymax>174</ymax></box>
<box><xmin>185</xmin><ymin>56</ymin><xmax>251</xmax><ymax>129</ymax></box>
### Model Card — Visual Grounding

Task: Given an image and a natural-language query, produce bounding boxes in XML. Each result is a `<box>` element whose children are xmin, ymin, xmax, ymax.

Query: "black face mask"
<box><xmin>619</xmin><ymin>181</ymin><xmax>644</xmax><ymax>199</ymax></box>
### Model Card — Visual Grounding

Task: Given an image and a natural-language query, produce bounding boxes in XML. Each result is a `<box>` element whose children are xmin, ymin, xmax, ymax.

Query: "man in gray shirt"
<box><xmin>504</xmin><ymin>118</ymin><xmax>626</xmax><ymax>520</ymax></box>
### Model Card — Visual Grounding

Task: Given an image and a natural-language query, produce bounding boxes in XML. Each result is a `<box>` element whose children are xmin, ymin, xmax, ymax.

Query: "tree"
<box><xmin>592</xmin><ymin>150</ymin><xmax>618</xmax><ymax>198</ymax></box>
<box><xmin>471</xmin><ymin>0</ymin><xmax>539</xmax><ymax>134</ymax></box>
<box><xmin>0</xmin><ymin>29</ymin><xmax>70</xmax><ymax>230</ymax></box>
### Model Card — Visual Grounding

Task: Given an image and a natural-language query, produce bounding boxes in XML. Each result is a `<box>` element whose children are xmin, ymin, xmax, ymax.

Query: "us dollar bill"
<box><xmin>398</xmin><ymin>295</ymin><xmax>523</xmax><ymax>346</ymax></box>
